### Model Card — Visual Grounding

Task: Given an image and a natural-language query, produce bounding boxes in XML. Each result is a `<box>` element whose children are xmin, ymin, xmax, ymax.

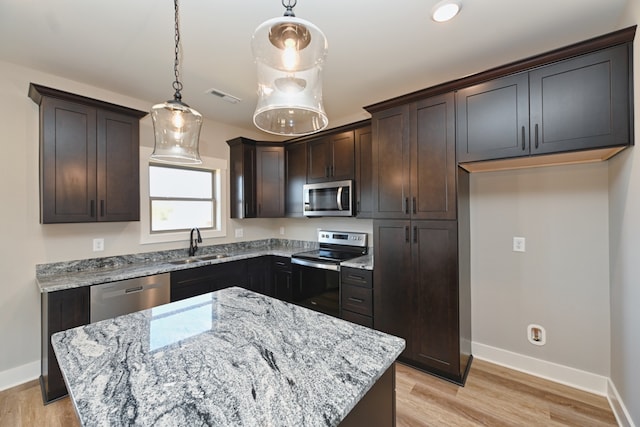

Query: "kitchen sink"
<box><xmin>168</xmin><ymin>254</ymin><xmax>230</xmax><ymax>265</ymax></box>
<box><xmin>168</xmin><ymin>258</ymin><xmax>200</xmax><ymax>265</ymax></box>
<box><xmin>197</xmin><ymin>254</ymin><xmax>230</xmax><ymax>261</ymax></box>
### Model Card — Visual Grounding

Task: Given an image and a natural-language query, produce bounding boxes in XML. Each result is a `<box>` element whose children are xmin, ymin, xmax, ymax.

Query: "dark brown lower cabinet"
<box><xmin>341</xmin><ymin>267</ymin><xmax>373</xmax><ymax>328</ymax></box>
<box><xmin>41</xmin><ymin>287</ymin><xmax>89</xmax><ymax>403</ymax></box>
<box><xmin>272</xmin><ymin>256</ymin><xmax>293</xmax><ymax>302</ymax></box>
<box><xmin>170</xmin><ymin>260</ymin><xmax>248</xmax><ymax>302</ymax></box>
<box><xmin>247</xmin><ymin>256</ymin><xmax>273</xmax><ymax>295</ymax></box>
<box><xmin>373</xmin><ymin>219</ymin><xmax>471</xmax><ymax>384</ymax></box>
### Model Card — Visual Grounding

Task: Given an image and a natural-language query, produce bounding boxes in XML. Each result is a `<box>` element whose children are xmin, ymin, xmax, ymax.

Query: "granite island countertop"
<box><xmin>52</xmin><ymin>287</ymin><xmax>404</xmax><ymax>427</ymax></box>
<box><xmin>36</xmin><ymin>239</ymin><xmax>374</xmax><ymax>293</ymax></box>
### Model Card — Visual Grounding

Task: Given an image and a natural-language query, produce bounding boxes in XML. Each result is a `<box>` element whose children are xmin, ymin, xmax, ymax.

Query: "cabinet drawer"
<box><xmin>341</xmin><ymin>285</ymin><xmax>373</xmax><ymax>316</ymax></box>
<box><xmin>342</xmin><ymin>310</ymin><xmax>373</xmax><ymax>328</ymax></box>
<box><xmin>341</xmin><ymin>268</ymin><xmax>372</xmax><ymax>288</ymax></box>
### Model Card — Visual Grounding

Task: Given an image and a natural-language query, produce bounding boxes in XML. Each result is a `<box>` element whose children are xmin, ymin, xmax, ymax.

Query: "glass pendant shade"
<box><xmin>150</xmin><ymin>100</ymin><xmax>203</xmax><ymax>164</ymax></box>
<box><xmin>252</xmin><ymin>15</ymin><xmax>328</xmax><ymax>136</ymax></box>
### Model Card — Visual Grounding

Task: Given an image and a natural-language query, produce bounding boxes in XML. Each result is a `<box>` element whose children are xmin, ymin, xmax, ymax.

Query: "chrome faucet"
<box><xmin>188</xmin><ymin>228</ymin><xmax>202</xmax><ymax>257</ymax></box>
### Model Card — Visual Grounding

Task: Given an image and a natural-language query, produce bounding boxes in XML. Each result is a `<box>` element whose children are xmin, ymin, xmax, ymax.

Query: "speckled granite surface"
<box><xmin>52</xmin><ymin>287</ymin><xmax>404</xmax><ymax>427</ymax></box>
<box><xmin>36</xmin><ymin>239</ymin><xmax>374</xmax><ymax>293</ymax></box>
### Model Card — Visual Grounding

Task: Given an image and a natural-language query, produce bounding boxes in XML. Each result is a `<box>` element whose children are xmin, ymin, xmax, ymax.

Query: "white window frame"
<box><xmin>140</xmin><ymin>146</ymin><xmax>227</xmax><ymax>244</ymax></box>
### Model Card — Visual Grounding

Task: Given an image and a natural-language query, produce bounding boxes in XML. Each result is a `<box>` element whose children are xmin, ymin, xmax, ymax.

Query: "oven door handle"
<box><xmin>291</xmin><ymin>257</ymin><xmax>341</xmax><ymax>272</ymax></box>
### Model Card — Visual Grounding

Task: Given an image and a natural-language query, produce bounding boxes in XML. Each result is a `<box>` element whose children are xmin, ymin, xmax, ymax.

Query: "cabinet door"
<box><xmin>229</xmin><ymin>139</ymin><xmax>254</xmax><ymax>218</ymax></box>
<box><xmin>372</xmin><ymin>105</ymin><xmax>411</xmax><ymax>219</ymax></box>
<box><xmin>42</xmin><ymin>287</ymin><xmax>89</xmax><ymax>402</ymax></box>
<box><xmin>456</xmin><ymin>72</ymin><xmax>530</xmax><ymax>162</ymax></box>
<box><xmin>329</xmin><ymin>130</ymin><xmax>355</xmax><ymax>181</ymax></box>
<box><xmin>529</xmin><ymin>44</ymin><xmax>630</xmax><ymax>155</ymax></box>
<box><xmin>354</xmin><ymin>126</ymin><xmax>373</xmax><ymax>218</ymax></box>
<box><xmin>412</xmin><ymin>220</ymin><xmax>459</xmax><ymax>376</ymax></box>
<box><xmin>307</xmin><ymin>137</ymin><xmax>331</xmax><ymax>182</ymax></box>
<box><xmin>273</xmin><ymin>257</ymin><xmax>293</xmax><ymax>302</ymax></box>
<box><xmin>41</xmin><ymin>97</ymin><xmax>97</xmax><ymax>223</ymax></box>
<box><xmin>256</xmin><ymin>146</ymin><xmax>284</xmax><ymax>217</ymax></box>
<box><xmin>247</xmin><ymin>256</ymin><xmax>273</xmax><ymax>295</ymax></box>
<box><xmin>373</xmin><ymin>219</ymin><xmax>413</xmax><ymax>357</ymax></box>
<box><xmin>97</xmin><ymin>109</ymin><xmax>140</xmax><ymax>221</ymax></box>
<box><xmin>412</xmin><ymin>94</ymin><xmax>456</xmax><ymax>220</ymax></box>
<box><xmin>285</xmin><ymin>142</ymin><xmax>307</xmax><ymax>217</ymax></box>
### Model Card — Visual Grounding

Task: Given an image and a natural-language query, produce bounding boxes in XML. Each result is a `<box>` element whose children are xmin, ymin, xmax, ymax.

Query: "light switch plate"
<box><xmin>235</xmin><ymin>228</ymin><xmax>244</xmax><ymax>238</ymax></box>
<box><xmin>513</xmin><ymin>236</ymin><xmax>525</xmax><ymax>252</ymax></box>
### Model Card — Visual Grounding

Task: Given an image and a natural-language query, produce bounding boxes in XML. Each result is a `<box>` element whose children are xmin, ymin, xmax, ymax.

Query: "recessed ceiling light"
<box><xmin>432</xmin><ymin>0</ymin><xmax>462</xmax><ymax>22</ymax></box>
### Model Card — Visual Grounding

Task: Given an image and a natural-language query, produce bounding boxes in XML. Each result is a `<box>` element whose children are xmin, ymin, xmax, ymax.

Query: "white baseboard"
<box><xmin>471</xmin><ymin>342</ymin><xmax>608</xmax><ymax>395</ymax></box>
<box><xmin>0</xmin><ymin>360</ymin><xmax>40</xmax><ymax>392</ymax></box>
<box><xmin>607</xmin><ymin>378</ymin><xmax>636</xmax><ymax>427</ymax></box>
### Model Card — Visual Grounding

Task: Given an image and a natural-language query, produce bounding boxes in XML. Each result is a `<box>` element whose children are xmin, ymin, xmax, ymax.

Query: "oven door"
<box><xmin>291</xmin><ymin>258</ymin><xmax>340</xmax><ymax>318</ymax></box>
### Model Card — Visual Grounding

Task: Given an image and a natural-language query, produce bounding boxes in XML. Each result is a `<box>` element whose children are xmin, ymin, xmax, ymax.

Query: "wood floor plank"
<box><xmin>0</xmin><ymin>359</ymin><xmax>617</xmax><ymax>426</ymax></box>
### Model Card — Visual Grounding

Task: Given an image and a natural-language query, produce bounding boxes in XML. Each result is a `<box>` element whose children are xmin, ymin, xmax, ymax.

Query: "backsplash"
<box><xmin>36</xmin><ymin>238</ymin><xmax>317</xmax><ymax>276</ymax></box>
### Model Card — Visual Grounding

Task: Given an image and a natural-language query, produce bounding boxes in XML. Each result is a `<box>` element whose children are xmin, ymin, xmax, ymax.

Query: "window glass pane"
<box><xmin>149</xmin><ymin>166</ymin><xmax>212</xmax><ymax>199</ymax></box>
<box><xmin>151</xmin><ymin>200</ymin><xmax>214</xmax><ymax>231</ymax></box>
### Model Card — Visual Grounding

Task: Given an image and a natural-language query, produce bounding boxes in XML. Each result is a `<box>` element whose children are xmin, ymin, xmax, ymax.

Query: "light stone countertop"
<box><xmin>52</xmin><ymin>287</ymin><xmax>404</xmax><ymax>427</ymax></box>
<box><xmin>36</xmin><ymin>239</ymin><xmax>374</xmax><ymax>293</ymax></box>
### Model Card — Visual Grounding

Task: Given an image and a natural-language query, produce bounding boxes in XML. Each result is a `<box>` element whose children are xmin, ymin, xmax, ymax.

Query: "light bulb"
<box><xmin>171</xmin><ymin>110</ymin><xmax>185</xmax><ymax>129</ymax></box>
<box><xmin>282</xmin><ymin>38</ymin><xmax>299</xmax><ymax>70</ymax></box>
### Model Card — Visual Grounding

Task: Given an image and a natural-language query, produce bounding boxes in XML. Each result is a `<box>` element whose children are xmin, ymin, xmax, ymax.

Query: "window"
<box><xmin>140</xmin><ymin>146</ymin><xmax>227</xmax><ymax>244</ymax></box>
<box><xmin>149</xmin><ymin>165</ymin><xmax>214</xmax><ymax>232</ymax></box>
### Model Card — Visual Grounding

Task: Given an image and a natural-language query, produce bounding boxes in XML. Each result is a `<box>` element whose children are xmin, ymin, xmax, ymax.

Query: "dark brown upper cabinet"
<box><xmin>354</xmin><ymin>126</ymin><xmax>373</xmax><ymax>218</ymax></box>
<box><xmin>371</xmin><ymin>93</ymin><xmax>457</xmax><ymax>220</ymax></box>
<box><xmin>285</xmin><ymin>141</ymin><xmax>307</xmax><ymax>217</ymax></box>
<box><xmin>228</xmin><ymin>137</ymin><xmax>284</xmax><ymax>218</ymax></box>
<box><xmin>457</xmin><ymin>43</ymin><xmax>631</xmax><ymax>164</ymax></box>
<box><xmin>307</xmin><ymin>130</ymin><xmax>355</xmax><ymax>183</ymax></box>
<box><xmin>29</xmin><ymin>84</ymin><xmax>146</xmax><ymax>224</ymax></box>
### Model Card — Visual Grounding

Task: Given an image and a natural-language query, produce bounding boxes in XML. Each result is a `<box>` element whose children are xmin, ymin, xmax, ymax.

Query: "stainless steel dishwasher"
<box><xmin>90</xmin><ymin>273</ymin><xmax>171</xmax><ymax>323</ymax></box>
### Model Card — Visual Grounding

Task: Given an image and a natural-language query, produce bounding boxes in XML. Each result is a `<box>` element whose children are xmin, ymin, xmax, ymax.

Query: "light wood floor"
<box><xmin>0</xmin><ymin>359</ymin><xmax>617</xmax><ymax>426</ymax></box>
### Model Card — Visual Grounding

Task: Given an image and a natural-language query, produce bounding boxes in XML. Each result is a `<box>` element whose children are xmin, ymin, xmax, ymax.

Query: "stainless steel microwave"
<box><xmin>303</xmin><ymin>180</ymin><xmax>353</xmax><ymax>217</ymax></box>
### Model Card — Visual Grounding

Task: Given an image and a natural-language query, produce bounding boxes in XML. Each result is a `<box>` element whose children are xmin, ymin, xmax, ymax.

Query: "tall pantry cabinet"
<box><xmin>367</xmin><ymin>92</ymin><xmax>472</xmax><ymax>385</ymax></box>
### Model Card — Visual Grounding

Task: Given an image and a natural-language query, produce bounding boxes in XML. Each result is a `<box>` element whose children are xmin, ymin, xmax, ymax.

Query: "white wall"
<box><xmin>469</xmin><ymin>164</ymin><xmax>611</xmax><ymax>376</ymax></box>
<box><xmin>609</xmin><ymin>3</ymin><xmax>640</xmax><ymax>425</ymax></box>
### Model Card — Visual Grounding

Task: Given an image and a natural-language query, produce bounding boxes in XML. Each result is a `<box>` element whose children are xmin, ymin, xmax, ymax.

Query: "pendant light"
<box><xmin>150</xmin><ymin>0</ymin><xmax>203</xmax><ymax>164</ymax></box>
<box><xmin>251</xmin><ymin>0</ymin><xmax>328</xmax><ymax>136</ymax></box>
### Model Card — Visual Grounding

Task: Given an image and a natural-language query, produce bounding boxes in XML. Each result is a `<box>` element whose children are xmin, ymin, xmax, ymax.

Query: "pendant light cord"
<box><xmin>172</xmin><ymin>0</ymin><xmax>183</xmax><ymax>102</ymax></box>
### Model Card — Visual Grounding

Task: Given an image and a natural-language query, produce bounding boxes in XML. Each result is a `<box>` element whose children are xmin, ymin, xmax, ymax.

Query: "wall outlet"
<box><xmin>279</xmin><ymin>227</ymin><xmax>285</xmax><ymax>235</ymax></box>
<box><xmin>92</xmin><ymin>238</ymin><xmax>104</xmax><ymax>252</ymax></box>
<box><xmin>513</xmin><ymin>236</ymin><xmax>526</xmax><ymax>252</ymax></box>
<box><xmin>527</xmin><ymin>324</ymin><xmax>546</xmax><ymax>346</ymax></box>
<box><xmin>235</xmin><ymin>228</ymin><xmax>244</xmax><ymax>238</ymax></box>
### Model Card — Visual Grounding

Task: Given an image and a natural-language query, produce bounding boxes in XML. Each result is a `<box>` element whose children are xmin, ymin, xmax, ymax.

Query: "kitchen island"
<box><xmin>51</xmin><ymin>287</ymin><xmax>404</xmax><ymax>426</ymax></box>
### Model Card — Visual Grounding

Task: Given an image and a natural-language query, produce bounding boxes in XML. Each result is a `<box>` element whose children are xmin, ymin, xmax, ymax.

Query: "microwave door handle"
<box><xmin>337</xmin><ymin>186</ymin><xmax>343</xmax><ymax>211</ymax></box>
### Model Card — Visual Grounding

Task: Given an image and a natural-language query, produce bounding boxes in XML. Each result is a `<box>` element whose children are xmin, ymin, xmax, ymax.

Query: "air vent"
<box><xmin>206</xmin><ymin>88</ymin><xmax>241</xmax><ymax>104</ymax></box>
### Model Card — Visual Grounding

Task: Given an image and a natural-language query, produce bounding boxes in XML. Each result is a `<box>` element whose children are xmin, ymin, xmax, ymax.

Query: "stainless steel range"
<box><xmin>291</xmin><ymin>230</ymin><xmax>368</xmax><ymax>317</ymax></box>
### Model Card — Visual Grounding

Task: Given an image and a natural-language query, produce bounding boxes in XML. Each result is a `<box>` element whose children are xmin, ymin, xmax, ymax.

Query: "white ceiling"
<box><xmin>0</xmin><ymin>0</ymin><xmax>632</xmax><ymax>136</ymax></box>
